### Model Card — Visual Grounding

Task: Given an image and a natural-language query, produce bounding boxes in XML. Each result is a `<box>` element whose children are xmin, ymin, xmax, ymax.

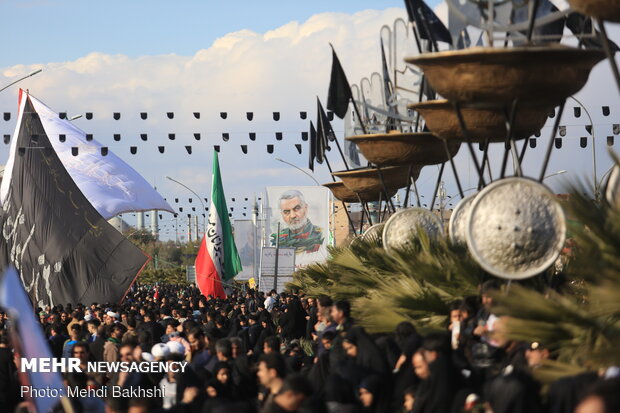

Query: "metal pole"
<box><xmin>412</xmin><ymin>177</ymin><xmax>422</xmax><ymax>208</ymax></box>
<box><xmin>526</xmin><ymin>0</ymin><xmax>541</xmax><ymax>43</ymax></box>
<box><xmin>480</xmin><ymin>140</ymin><xmax>494</xmax><ymax>182</ymax></box>
<box><xmin>274</xmin><ymin>222</ymin><xmax>280</xmax><ymax>291</ymax></box>
<box><xmin>518</xmin><ymin>137</ymin><xmax>530</xmax><ymax>165</ymax></box>
<box><xmin>275</xmin><ymin>158</ymin><xmax>320</xmax><ymax>185</ymax></box>
<box><xmin>442</xmin><ymin>139</ymin><xmax>464</xmax><ymax>198</ymax></box>
<box><xmin>569</xmin><ymin>96</ymin><xmax>597</xmax><ymax>199</ymax></box>
<box><xmin>403</xmin><ymin>164</ymin><xmax>414</xmax><ymax>207</ymax></box>
<box><xmin>330</xmin><ymin>134</ymin><xmax>350</xmax><ymax>171</ymax></box>
<box><xmin>0</xmin><ymin>69</ymin><xmax>42</xmax><ymax>93</ymax></box>
<box><xmin>166</xmin><ymin>176</ymin><xmax>206</xmax><ymax>234</ymax></box>
<box><xmin>500</xmin><ymin>141</ymin><xmax>511</xmax><ymax>179</ymax></box>
<box><xmin>503</xmin><ymin>100</ymin><xmax>523</xmax><ymax>177</ymax></box>
<box><xmin>430</xmin><ymin>163</ymin><xmax>446</xmax><ymax>212</ymax></box>
<box><xmin>453</xmin><ymin>103</ymin><xmax>487</xmax><ymax>188</ymax></box>
<box><xmin>252</xmin><ymin>199</ymin><xmax>259</xmax><ymax>280</ymax></box>
<box><xmin>539</xmin><ymin>102</ymin><xmax>566</xmax><ymax>182</ymax></box>
<box><xmin>375</xmin><ymin>166</ymin><xmax>396</xmax><ymax>213</ymax></box>
<box><xmin>175</xmin><ymin>215</ymin><xmax>179</xmax><ymax>244</ymax></box>
<box><xmin>259</xmin><ymin>196</ymin><xmax>266</xmax><ymax>290</ymax></box>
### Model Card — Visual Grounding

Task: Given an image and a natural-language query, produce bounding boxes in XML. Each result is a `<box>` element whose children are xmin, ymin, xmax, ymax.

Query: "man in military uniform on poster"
<box><xmin>271</xmin><ymin>190</ymin><xmax>324</xmax><ymax>254</ymax></box>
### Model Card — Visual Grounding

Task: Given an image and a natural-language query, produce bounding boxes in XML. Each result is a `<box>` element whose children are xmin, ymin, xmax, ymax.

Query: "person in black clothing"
<box><xmin>48</xmin><ymin>323</ymin><xmax>68</xmax><ymax>359</ymax></box>
<box><xmin>246</xmin><ymin>313</ymin><xmax>263</xmax><ymax>352</ymax></box>
<box><xmin>138</xmin><ymin>310</ymin><xmax>165</xmax><ymax>343</ymax></box>
<box><xmin>89</xmin><ymin>324</ymin><xmax>107</xmax><ymax>362</ymax></box>
<box><xmin>0</xmin><ymin>330</ymin><xmax>20</xmax><ymax>413</ymax></box>
<box><xmin>5</xmin><ymin>282</ymin><xmax>609</xmax><ymax>413</ymax></box>
<box><xmin>342</xmin><ymin>327</ymin><xmax>389</xmax><ymax>379</ymax></box>
<box><xmin>412</xmin><ymin>333</ymin><xmax>463</xmax><ymax>413</ymax></box>
<box><xmin>261</xmin><ymin>373</ymin><xmax>314</xmax><ymax>413</ymax></box>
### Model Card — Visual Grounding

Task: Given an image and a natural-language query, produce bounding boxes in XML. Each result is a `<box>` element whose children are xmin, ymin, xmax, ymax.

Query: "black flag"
<box><xmin>317</xmin><ymin>98</ymin><xmax>336</xmax><ymax>149</ymax></box>
<box><xmin>404</xmin><ymin>0</ymin><xmax>453</xmax><ymax>45</ymax></box>
<box><xmin>327</xmin><ymin>46</ymin><xmax>353</xmax><ymax>119</ymax></box>
<box><xmin>308</xmin><ymin>122</ymin><xmax>317</xmax><ymax>171</ymax></box>
<box><xmin>0</xmin><ymin>96</ymin><xmax>148</xmax><ymax>306</ymax></box>
<box><xmin>316</xmin><ymin>99</ymin><xmax>331</xmax><ymax>164</ymax></box>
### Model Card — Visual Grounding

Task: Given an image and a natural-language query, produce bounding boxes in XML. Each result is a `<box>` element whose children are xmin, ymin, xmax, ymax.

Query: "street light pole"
<box><xmin>275</xmin><ymin>158</ymin><xmax>320</xmax><ymax>186</ymax></box>
<box><xmin>165</xmin><ymin>176</ymin><xmax>207</xmax><ymax>236</ymax></box>
<box><xmin>0</xmin><ymin>69</ymin><xmax>42</xmax><ymax>93</ymax></box>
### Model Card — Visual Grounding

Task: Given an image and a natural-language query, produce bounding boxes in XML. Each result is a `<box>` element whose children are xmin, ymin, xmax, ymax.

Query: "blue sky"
<box><xmin>0</xmin><ymin>0</ymin><xmax>425</xmax><ymax>66</ymax></box>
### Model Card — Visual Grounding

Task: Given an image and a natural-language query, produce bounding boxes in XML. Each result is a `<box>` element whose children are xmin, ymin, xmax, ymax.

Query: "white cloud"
<box><xmin>0</xmin><ymin>7</ymin><xmax>408</xmax><ymax>232</ymax></box>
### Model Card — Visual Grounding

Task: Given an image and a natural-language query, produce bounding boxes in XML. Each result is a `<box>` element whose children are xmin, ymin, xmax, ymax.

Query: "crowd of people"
<box><xmin>0</xmin><ymin>281</ymin><xmax>617</xmax><ymax>413</ymax></box>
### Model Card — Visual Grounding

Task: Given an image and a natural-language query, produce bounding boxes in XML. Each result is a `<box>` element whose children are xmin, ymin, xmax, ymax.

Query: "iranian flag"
<box><xmin>195</xmin><ymin>151</ymin><xmax>242</xmax><ymax>299</ymax></box>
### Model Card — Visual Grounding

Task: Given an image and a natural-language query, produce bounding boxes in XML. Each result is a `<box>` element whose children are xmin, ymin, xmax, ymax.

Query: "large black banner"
<box><xmin>0</xmin><ymin>96</ymin><xmax>148</xmax><ymax>306</ymax></box>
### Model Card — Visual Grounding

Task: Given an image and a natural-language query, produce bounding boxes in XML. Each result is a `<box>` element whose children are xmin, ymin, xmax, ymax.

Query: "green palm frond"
<box><xmin>291</xmin><ymin>228</ymin><xmax>482</xmax><ymax>333</ymax></box>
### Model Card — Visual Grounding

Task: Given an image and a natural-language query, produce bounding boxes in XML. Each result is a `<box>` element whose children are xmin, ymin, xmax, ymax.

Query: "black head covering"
<box><xmin>344</xmin><ymin>327</ymin><xmax>389</xmax><ymax>377</ymax></box>
<box><xmin>359</xmin><ymin>374</ymin><xmax>382</xmax><ymax>394</ymax></box>
<box><xmin>412</xmin><ymin>350</ymin><xmax>459</xmax><ymax>413</ymax></box>
<box><xmin>485</xmin><ymin>368</ymin><xmax>543</xmax><ymax>413</ymax></box>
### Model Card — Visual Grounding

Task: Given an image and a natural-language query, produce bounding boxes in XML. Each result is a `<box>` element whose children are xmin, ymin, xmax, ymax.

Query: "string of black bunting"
<box><xmin>8</xmin><ymin>133</ymin><xmax>617</xmax><ymax>157</ymax></box>
<box><xmin>0</xmin><ymin>111</ymin><xmax>333</xmax><ymax>122</ymax></box>
<box><xmin>0</xmin><ymin>105</ymin><xmax>614</xmax><ymax>122</ymax></box>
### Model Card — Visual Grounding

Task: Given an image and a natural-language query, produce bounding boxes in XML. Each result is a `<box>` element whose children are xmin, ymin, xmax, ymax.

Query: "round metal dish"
<box><xmin>568</xmin><ymin>0</ymin><xmax>620</xmax><ymax>23</ymax></box>
<box><xmin>466</xmin><ymin>177</ymin><xmax>566</xmax><ymax>280</ymax></box>
<box><xmin>405</xmin><ymin>46</ymin><xmax>605</xmax><ymax>104</ymax></box>
<box><xmin>345</xmin><ymin>131</ymin><xmax>460</xmax><ymax>166</ymax></box>
<box><xmin>382</xmin><ymin>207</ymin><xmax>444</xmax><ymax>256</ymax></box>
<box><xmin>408</xmin><ymin>100</ymin><xmax>552</xmax><ymax>143</ymax></box>
<box><xmin>332</xmin><ymin>166</ymin><xmax>412</xmax><ymax>199</ymax></box>
<box><xmin>448</xmin><ymin>193</ymin><xmax>477</xmax><ymax>245</ymax></box>
<box><xmin>361</xmin><ymin>223</ymin><xmax>385</xmax><ymax>243</ymax></box>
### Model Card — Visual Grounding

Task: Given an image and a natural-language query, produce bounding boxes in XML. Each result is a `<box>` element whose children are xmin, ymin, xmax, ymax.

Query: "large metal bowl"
<box><xmin>408</xmin><ymin>100</ymin><xmax>552</xmax><ymax>143</ymax></box>
<box><xmin>405</xmin><ymin>46</ymin><xmax>605</xmax><ymax>104</ymax></box>
<box><xmin>332</xmin><ymin>166</ymin><xmax>412</xmax><ymax>199</ymax></box>
<box><xmin>568</xmin><ymin>0</ymin><xmax>620</xmax><ymax>22</ymax></box>
<box><xmin>323</xmin><ymin>181</ymin><xmax>360</xmax><ymax>203</ymax></box>
<box><xmin>323</xmin><ymin>181</ymin><xmax>397</xmax><ymax>203</ymax></box>
<box><xmin>345</xmin><ymin>131</ymin><xmax>460</xmax><ymax>166</ymax></box>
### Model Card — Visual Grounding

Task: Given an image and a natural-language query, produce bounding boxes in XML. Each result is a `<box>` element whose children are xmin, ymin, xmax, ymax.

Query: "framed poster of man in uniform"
<box><xmin>265</xmin><ymin>186</ymin><xmax>330</xmax><ymax>269</ymax></box>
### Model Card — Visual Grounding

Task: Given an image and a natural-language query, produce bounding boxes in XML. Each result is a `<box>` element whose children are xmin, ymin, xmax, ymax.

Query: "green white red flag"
<box><xmin>195</xmin><ymin>151</ymin><xmax>242</xmax><ymax>299</ymax></box>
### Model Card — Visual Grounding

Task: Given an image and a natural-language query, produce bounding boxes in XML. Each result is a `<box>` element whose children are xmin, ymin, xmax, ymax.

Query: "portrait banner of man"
<box><xmin>265</xmin><ymin>186</ymin><xmax>331</xmax><ymax>269</ymax></box>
